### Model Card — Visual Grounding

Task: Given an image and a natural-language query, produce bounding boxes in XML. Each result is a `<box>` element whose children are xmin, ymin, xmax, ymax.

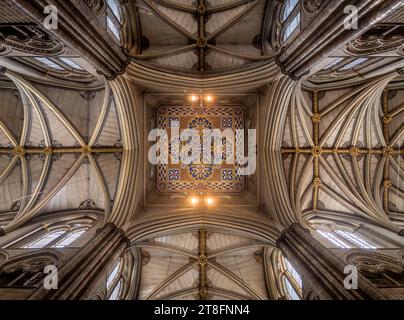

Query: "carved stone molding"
<box><xmin>0</xmin><ymin>25</ymin><xmax>64</xmax><ymax>56</ymax></box>
<box><xmin>302</xmin><ymin>0</ymin><xmax>324</xmax><ymax>14</ymax></box>
<box><xmin>397</xmin><ymin>44</ymin><xmax>404</xmax><ymax>57</ymax></box>
<box><xmin>79</xmin><ymin>199</ymin><xmax>97</xmax><ymax>210</ymax></box>
<box><xmin>79</xmin><ymin>90</ymin><xmax>96</xmax><ymax>101</ymax></box>
<box><xmin>83</xmin><ymin>0</ymin><xmax>106</xmax><ymax>14</ymax></box>
<box><xmin>140</xmin><ymin>249</ymin><xmax>151</xmax><ymax>266</ymax></box>
<box><xmin>344</xmin><ymin>250</ymin><xmax>403</xmax><ymax>274</ymax></box>
<box><xmin>346</xmin><ymin>35</ymin><xmax>404</xmax><ymax>56</ymax></box>
<box><xmin>345</xmin><ymin>29</ymin><xmax>404</xmax><ymax>56</ymax></box>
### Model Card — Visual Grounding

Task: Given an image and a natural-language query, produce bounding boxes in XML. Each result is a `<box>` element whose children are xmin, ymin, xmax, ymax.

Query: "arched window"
<box><xmin>22</xmin><ymin>227</ymin><xmax>88</xmax><ymax>249</ymax></box>
<box><xmin>53</xmin><ymin>230</ymin><xmax>86</xmax><ymax>248</ymax></box>
<box><xmin>59</xmin><ymin>58</ymin><xmax>84</xmax><ymax>70</ymax></box>
<box><xmin>32</xmin><ymin>57</ymin><xmax>85</xmax><ymax>72</ymax></box>
<box><xmin>280</xmin><ymin>257</ymin><xmax>303</xmax><ymax>300</ymax></box>
<box><xmin>109</xmin><ymin>280</ymin><xmax>122</xmax><ymax>300</ymax></box>
<box><xmin>339</xmin><ymin>57</ymin><xmax>369</xmax><ymax>70</ymax></box>
<box><xmin>33</xmin><ymin>57</ymin><xmax>65</xmax><ymax>71</ymax></box>
<box><xmin>322</xmin><ymin>57</ymin><xmax>369</xmax><ymax>71</ymax></box>
<box><xmin>107</xmin><ymin>0</ymin><xmax>122</xmax><ymax>42</ymax></box>
<box><xmin>282</xmin><ymin>0</ymin><xmax>301</xmax><ymax>42</ymax></box>
<box><xmin>317</xmin><ymin>230</ymin><xmax>377</xmax><ymax>249</ymax></box>
<box><xmin>282</xmin><ymin>0</ymin><xmax>299</xmax><ymax>21</ymax></box>
<box><xmin>0</xmin><ymin>267</ymin><xmax>45</xmax><ymax>288</ymax></box>
<box><xmin>106</xmin><ymin>259</ymin><xmax>123</xmax><ymax>300</ymax></box>
<box><xmin>0</xmin><ymin>253</ymin><xmax>59</xmax><ymax>289</ymax></box>
<box><xmin>322</xmin><ymin>57</ymin><xmax>344</xmax><ymax>70</ymax></box>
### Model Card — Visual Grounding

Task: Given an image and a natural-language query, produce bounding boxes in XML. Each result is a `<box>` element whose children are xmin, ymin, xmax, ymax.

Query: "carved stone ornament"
<box><xmin>80</xmin><ymin>90</ymin><xmax>96</xmax><ymax>101</ymax></box>
<box><xmin>79</xmin><ymin>199</ymin><xmax>97</xmax><ymax>210</ymax></box>
<box><xmin>344</xmin><ymin>250</ymin><xmax>403</xmax><ymax>274</ymax></box>
<box><xmin>302</xmin><ymin>0</ymin><xmax>324</xmax><ymax>14</ymax></box>
<box><xmin>141</xmin><ymin>249</ymin><xmax>151</xmax><ymax>266</ymax></box>
<box><xmin>83</xmin><ymin>0</ymin><xmax>107</xmax><ymax>14</ymax></box>
<box><xmin>346</xmin><ymin>34</ymin><xmax>404</xmax><ymax>56</ymax></box>
<box><xmin>0</xmin><ymin>25</ymin><xmax>64</xmax><ymax>56</ymax></box>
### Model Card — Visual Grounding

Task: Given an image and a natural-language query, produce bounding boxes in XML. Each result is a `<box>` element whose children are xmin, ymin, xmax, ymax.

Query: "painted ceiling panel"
<box><xmin>35</xmin><ymin>153</ymin><xmax>78</xmax><ymax>204</ymax></box>
<box><xmin>156</xmin><ymin>4</ymin><xmax>198</xmax><ymax>36</ymax></box>
<box><xmin>25</xmin><ymin>102</ymin><xmax>46</xmax><ymax>146</ymax></box>
<box><xmin>206</xmin><ymin>50</ymin><xmax>247</xmax><ymax>70</ymax></box>
<box><xmin>206</xmin><ymin>232</ymin><xmax>254</xmax><ymax>252</ymax></box>
<box><xmin>213</xmin><ymin>1</ymin><xmax>264</xmax><ymax>44</ymax></box>
<box><xmin>156</xmin><ymin>104</ymin><xmax>246</xmax><ymax>194</ymax></box>
<box><xmin>214</xmin><ymin>247</ymin><xmax>268</xmax><ymax>299</ymax></box>
<box><xmin>0</xmin><ymin>88</ymin><xmax>23</xmax><ymax>141</ymax></box>
<box><xmin>138</xmin><ymin>1</ymin><xmax>189</xmax><ymax>47</ymax></box>
<box><xmin>205</xmin><ymin>4</ymin><xmax>250</xmax><ymax>35</ymax></box>
<box><xmin>137</xmin><ymin>247</ymin><xmax>192</xmax><ymax>300</ymax></box>
<box><xmin>0</xmin><ymin>164</ymin><xmax>22</xmax><ymax>212</ymax></box>
<box><xmin>154</xmin><ymin>233</ymin><xmax>199</xmax><ymax>252</ymax></box>
<box><xmin>154</xmin><ymin>268</ymin><xmax>199</xmax><ymax>299</ymax></box>
<box><xmin>150</xmin><ymin>51</ymin><xmax>198</xmax><ymax>71</ymax></box>
<box><xmin>95</xmin><ymin>154</ymin><xmax>121</xmax><ymax>202</ymax></box>
<box><xmin>95</xmin><ymin>98</ymin><xmax>121</xmax><ymax>147</ymax></box>
<box><xmin>207</xmin><ymin>267</ymin><xmax>251</xmax><ymax>298</ymax></box>
<box><xmin>40</xmin><ymin>160</ymin><xmax>106</xmax><ymax>213</ymax></box>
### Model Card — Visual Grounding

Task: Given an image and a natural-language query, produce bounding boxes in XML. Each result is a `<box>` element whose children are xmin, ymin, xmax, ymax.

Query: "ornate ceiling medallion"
<box><xmin>156</xmin><ymin>105</ymin><xmax>246</xmax><ymax>194</ymax></box>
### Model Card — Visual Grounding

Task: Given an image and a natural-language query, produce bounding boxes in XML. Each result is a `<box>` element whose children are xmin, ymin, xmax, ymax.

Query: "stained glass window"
<box><xmin>318</xmin><ymin>230</ymin><xmax>377</xmax><ymax>249</ymax></box>
<box><xmin>283</xmin><ymin>0</ymin><xmax>299</xmax><ymax>21</ymax></box>
<box><xmin>340</xmin><ymin>58</ymin><xmax>368</xmax><ymax>70</ymax></box>
<box><xmin>283</xmin><ymin>12</ymin><xmax>300</xmax><ymax>41</ymax></box>
<box><xmin>59</xmin><ymin>58</ymin><xmax>84</xmax><ymax>70</ymax></box>
<box><xmin>33</xmin><ymin>57</ymin><xmax>64</xmax><ymax>71</ymax></box>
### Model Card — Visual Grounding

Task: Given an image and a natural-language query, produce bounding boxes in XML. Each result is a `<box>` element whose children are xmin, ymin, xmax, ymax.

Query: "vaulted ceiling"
<box><xmin>0</xmin><ymin>72</ymin><xmax>122</xmax><ymax>232</ymax></box>
<box><xmin>0</xmin><ymin>0</ymin><xmax>403</xmax><ymax>301</ymax></box>
<box><xmin>133</xmin><ymin>0</ymin><xmax>270</xmax><ymax>74</ymax></box>
<box><xmin>281</xmin><ymin>74</ymin><xmax>404</xmax><ymax>232</ymax></box>
<box><xmin>136</xmin><ymin>228</ymin><xmax>269</xmax><ymax>300</ymax></box>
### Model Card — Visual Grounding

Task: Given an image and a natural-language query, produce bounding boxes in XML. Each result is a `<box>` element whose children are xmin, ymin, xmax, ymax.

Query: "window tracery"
<box><xmin>3</xmin><ymin>220</ymin><xmax>93</xmax><ymax>250</ymax></box>
<box><xmin>344</xmin><ymin>250</ymin><xmax>404</xmax><ymax>290</ymax></box>
<box><xmin>107</xmin><ymin>0</ymin><xmax>122</xmax><ymax>42</ymax></box>
<box><xmin>281</xmin><ymin>0</ymin><xmax>301</xmax><ymax>42</ymax></box>
<box><xmin>21</xmin><ymin>227</ymin><xmax>88</xmax><ymax>249</ymax></box>
<box><xmin>317</xmin><ymin>230</ymin><xmax>378</xmax><ymax>249</ymax></box>
<box><xmin>32</xmin><ymin>57</ymin><xmax>86</xmax><ymax>72</ymax></box>
<box><xmin>11</xmin><ymin>55</ymin><xmax>96</xmax><ymax>84</ymax></box>
<box><xmin>279</xmin><ymin>257</ymin><xmax>303</xmax><ymax>300</ymax></box>
<box><xmin>106</xmin><ymin>259</ymin><xmax>123</xmax><ymax>300</ymax></box>
<box><xmin>0</xmin><ymin>252</ymin><xmax>61</xmax><ymax>289</ymax></box>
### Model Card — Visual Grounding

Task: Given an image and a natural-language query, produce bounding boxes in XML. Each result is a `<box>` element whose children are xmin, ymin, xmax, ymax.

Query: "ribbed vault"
<box><xmin>131</xmin><ymin>0</ymin><xmax>274</xmax><ymax>74</ymax></box>
<box><xmin>0</xmin><ymin>0</ymin><xmax>403</xmax><ymax>302</ymax></box>
<box><xmin>264</xmin><ymin>72</ymin><xmax>404</xmax><ymax>235</ymax></box>
<box><xmin>134</xmin><ymin>227</ymin><xmax>271</xmax><ymax>300</ymax></box>
<box><xmin>0</xmin><ymin>72</ymin><xmax>123</xmax><ymax>234</ymax></box>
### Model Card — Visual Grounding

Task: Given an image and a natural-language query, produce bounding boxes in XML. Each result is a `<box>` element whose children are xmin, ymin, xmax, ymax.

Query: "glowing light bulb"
<box><xmin>205</xmin><ymin>95</ymin><xmax>213</xmax><ymax>102</ymax></box>
<box><xmin>190</xmin><ymin>197</ymin><xmax>199</xmax><ymax>205</ymax></box>
<box><xmin>206</xmin><ymin>197</ymin><xmax>214</xmax><ymax>206</ymax></box>
<box><xmin>190</xmin><ymin>95</ymin><xmax>198</xmax><ymax>102</ymax></box>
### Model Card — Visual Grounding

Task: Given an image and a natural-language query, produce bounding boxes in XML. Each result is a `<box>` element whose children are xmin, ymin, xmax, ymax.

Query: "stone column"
<box><xmin>276</xmin><ymin>224</ymin><xmax>388</xmax><ymax>300</ymax></box>
<box><xmin>28</xmin><ymin>223</ymin><xmax>129</xmax><ymax>300</ymax></box>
